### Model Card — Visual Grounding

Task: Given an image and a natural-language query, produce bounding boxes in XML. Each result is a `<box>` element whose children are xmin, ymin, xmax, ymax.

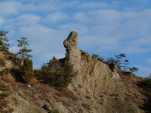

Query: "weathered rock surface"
<box><xmin>63</xmin><ymin>31</ymin><xmax>142</xmax><ymax>113</ymax></box>
<box><xmin>64</xmin><ymin>31</ymin><xmax>81</xmax><ymax>74</ymax></box>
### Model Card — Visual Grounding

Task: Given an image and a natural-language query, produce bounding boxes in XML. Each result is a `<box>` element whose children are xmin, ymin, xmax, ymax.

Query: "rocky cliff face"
<box><xmin>63</xmin><ymin>31</ymin><xmax>143</xmax><ymax>113</ymax></box>
<box><xmin>0</xmin><ymin>32</ymin><xmax>149</xmax><ymax>113</ymax></box>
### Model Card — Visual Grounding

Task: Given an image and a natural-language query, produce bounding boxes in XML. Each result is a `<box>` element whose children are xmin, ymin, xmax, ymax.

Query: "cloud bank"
<box><xmin>0</xmin><ymin>0</ymin><xmax>151</xmax><ymax>76</ymax></box>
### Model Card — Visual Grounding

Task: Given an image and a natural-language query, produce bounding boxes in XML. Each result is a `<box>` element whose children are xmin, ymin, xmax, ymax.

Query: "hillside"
<box><xmin>0</xmin><ymin>31</ymin><xmax>150</xmax><ymax>113</ymax></box>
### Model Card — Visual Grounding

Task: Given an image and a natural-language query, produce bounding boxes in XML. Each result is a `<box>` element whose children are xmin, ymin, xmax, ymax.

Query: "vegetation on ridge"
<box><xmin>35</xmin><ymin>57</ymin><xmax>74</xmax><ymax>87</ymax></box>
<box><xmin>0</xmin><ymin>31</ymin><xmax>149</xmax><ymax>87</ymax></box>
<box><xmin>0</xmin><ymin>31</ymin><xmax>9</xmax><ymax>52</ymax></box>
<box><xmin>81</xmin><ymin>49</ymin><xmax>139</xmax><ymax>75</ymax></box>
<box><xmin>0</xmin><ymin>31</ymin><xmax>150</xmax><ymax>113</ymax></box>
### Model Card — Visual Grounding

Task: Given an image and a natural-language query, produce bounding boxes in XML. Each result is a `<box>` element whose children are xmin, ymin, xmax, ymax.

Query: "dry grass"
<box><xmin>0</xmin><ymin>81</ymin><xmax>13</xmax><ymax>113</ymax></box>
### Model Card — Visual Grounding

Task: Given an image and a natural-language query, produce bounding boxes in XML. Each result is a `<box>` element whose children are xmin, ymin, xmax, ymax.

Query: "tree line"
<box><xmin>0</xmin><ymin>31</ymin><xmax>73</xmax><ymax>86</ymax></box>
<box><xmin>0</xmin><ymin>31</ymin><xmax>33</xmax><ymax>83</ymax></box>
<box><xmin>0</xmin><ymin>31</ymin><xmax>139</xmax><ymax>76</ymax></box>
<box><xmin>0</xmin><ymin>31</ymin><xmax>32</xmax><ymax>64</ymax></box>
<box><xmin>82</xmin><ymin>51</ymin><xmax>139</xmax><ymax>75</ymax></box>
<box><xmin>1</xmin><ymin>31</ymin><xmax>149</xmax><ymax>87</ymax></box>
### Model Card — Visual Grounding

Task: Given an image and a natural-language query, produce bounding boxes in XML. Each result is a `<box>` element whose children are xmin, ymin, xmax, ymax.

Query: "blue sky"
<box><xmin>0</xmin><ymin>0</ymin><xmax>151</xmax><ymax>76</ymax></box>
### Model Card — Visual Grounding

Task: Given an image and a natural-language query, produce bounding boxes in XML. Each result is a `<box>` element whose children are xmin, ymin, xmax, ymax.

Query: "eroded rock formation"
<box><xmin>63</xmin><ymin>31</ymin><xmax>142</xmax><ymax>113</ymax></box>
<box><xmin>0</xmin><ymin>31</ymin><xmax>149</xmax><ymax>113</ymax></box>
<box><xmin>63</xmin><ymin>31</ymin><xmax>81</xmax><ymax>73</ymax></box>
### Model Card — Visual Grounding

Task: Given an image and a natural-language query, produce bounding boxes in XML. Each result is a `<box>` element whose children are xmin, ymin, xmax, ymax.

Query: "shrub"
<box><xmin>106</xmin><ymin>53</ymin><xmax>138</xmax><ymax>75</ymax></box>
<box><xmin>20</xmin><ymin>59</ymin><xmax>33</xmax><ymax>72</ymax></box>
<box><xmin>39</xmin><ymin>58</ymin><xmax>74</xmax><ymax>87</ymax></box>
<box><xmin>111</xmin><ymin>53</ymin><xmax>129</xmax><ymax>71</ymax></box>
<box><xmin>80</xmin><ymin>50</ymin><xmax>89</xmax><ymax>56</ymax></box>
<box><xmin>92</xmin><ymin>54</ymin><xmax>104</xmax><ymax>61</ymax></box>
<box><xmin>19</xmin><ymin>60</ymin><xmax>33</xmax><ymax>82</ymax></box>
<box><xmin>10</xmin><ymin>59</ymin><xmax>33</xmax><ymax>83</ymax></box>
<box><xmin>128</xmin><ymin>67</ymin><xmax>138</xmax><ymax>74</ymax></box>
<box><xmin>0</xmin><ymin>31</ymin><xmax>9</xmax><ymax>52</ymax></box>
<box><xmin>143</xmin><ymin>76</ymin><xmax>151</xmax><ymax>87</ymax></box>
<box><xmin>0</xmin><ymin>82</ymin><xmax>13</xmax><ymax>113</ymax></box>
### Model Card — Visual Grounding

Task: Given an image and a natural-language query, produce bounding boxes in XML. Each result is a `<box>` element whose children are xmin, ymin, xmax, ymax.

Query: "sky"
<box><xmin>0</xmin><ymin>0</ymin><xmax>151</xmax><ymax>76</ymax></box>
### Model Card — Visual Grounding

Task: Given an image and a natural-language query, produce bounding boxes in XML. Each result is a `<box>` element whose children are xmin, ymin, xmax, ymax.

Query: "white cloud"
<box><xmin>16</xmin><ymin>14</ymin><xmax>41</xmax><ymax>25</ymax></box>
<box><xmin>146</xmin><ymin>59</ymin><xmax>151</xmax><ymax>64</ymax></box>
<box><xmin>0</xmin><ymin>0</ymin><xmax>61</xmax><ymax>17</ymax></box>
<box><xmin>123</xmin><ymin>45</ymin><xmax>150</xmax><ymax>54</ymax></box>
<box><xmin>0</xmin><ymin>0</ymin><xmax>151</xmax><ymax>74</ymax></box>
<box><xmin>45</xmin><ymin>12</ymin><xmax>69</xmax><ymax>23</ymax></box>
<box><xmin>0</xmin><ymin>1</ymin><xmax>21</xmax><ymax>16</ymax></box>
<box><xmin>0</xmin><ymin>17</ymin><xmax>5</xmax><ymax>25</ymax></box>
<box><xmin>2</xmin><ymin>14</ymin><xmax>42</xmax><ymax>31</ymax></box>
<box><xmin>70</xmin><ymin>9</ymin><xmax>151</xmax><ymax>54</ymax></box>
<box><xmin>20</xmin><ymin>1</ymin><xmax>59</xmax><ymax>13</ymax></box>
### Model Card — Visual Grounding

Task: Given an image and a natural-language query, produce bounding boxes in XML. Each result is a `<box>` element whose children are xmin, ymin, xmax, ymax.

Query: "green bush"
<box><xmin>80</xmin><ymin>49</ymin><xmax>89</xmax><ymax>56</ymax></box>
<box><xmin>11</xmin><ymin>59</ymin><xmax>33</xmax><ymax>83</ymax></box>
<box><xmin>92</xmin><ymin>54</ymin><xmax>104</xmax><ymax>61</ymax></box>
<box><xmin>143</xmin><ymin>77</ymin><xmax>151</xmax><ymax>86</ymax></box>
<box><xmin>20</xmin><ymin>59</ymin><xmax>33</xmax><ymax>81</ymax></box>
<box><xmin>20</xmin><ymin>59</ymin><xmax>33</xmax><ymax>72</ymax></box>
<box><xmin>0</xmin><ymin>31</ymin><xmax>9</xmax><ymax>52</ymax></box>
<box><xmin>39</xmin><ymin>58</ymin><xmax>74</xmax><ymax>87</ymax></box>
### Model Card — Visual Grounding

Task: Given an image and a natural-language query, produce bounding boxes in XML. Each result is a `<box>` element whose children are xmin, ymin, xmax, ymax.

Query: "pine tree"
<box><xmin>129</xmin><ymin>67</ymin><xmax>138</xmax><ymax>73</ymax></box>
<box><xmin>17</xmin><ymin>37</ymin><xmax>32</xmax><ymax>66</ymax></box>
<box><xmin>115</xmin><ymin>53</ymin><xmax>129</xmax><ymax>71</ymax></box>
<box><xmin>0</xmin><ymin>31</ymin><xmax>9</xmax><ymax>51</ymax></box>
<box><xmin>107</xmin><ymin>53</ymin><xmax>129</xmax><ymax>71</ymax></box>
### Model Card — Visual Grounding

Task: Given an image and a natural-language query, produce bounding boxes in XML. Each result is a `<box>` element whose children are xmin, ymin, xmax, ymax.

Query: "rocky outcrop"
<box><xmin>0</xmin><ymin>32</ymin><xmax>148</xmax><ymax>113</ymax></box>
<box><xmin>63</xmin><ymin>31</ymin><xmax>81</xmax><ymax>74</ymax></box>
<box><xmin>63</xmin><ymin>31</ymin><xmax>142</xmax><ymax>113</ymax></box>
